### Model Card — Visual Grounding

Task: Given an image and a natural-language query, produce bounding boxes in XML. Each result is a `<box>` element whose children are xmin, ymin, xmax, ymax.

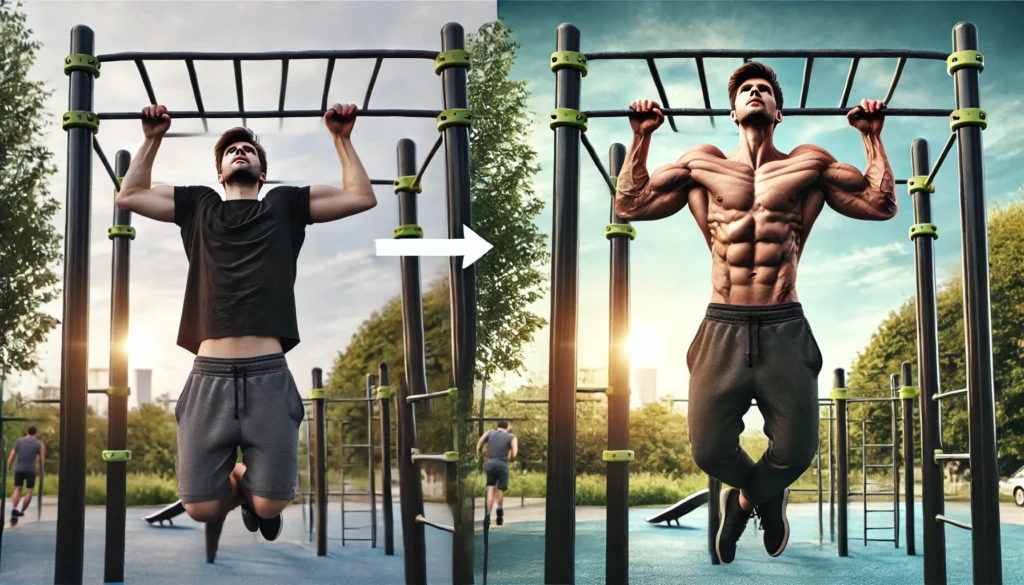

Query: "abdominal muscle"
<box><xmin>198</xmin><ymin>336</ymin><xmax>283</xmax><ymax>358</ymax></box>
<box><xmin>707</xmin><ymin>208</ymin><xmax>803</xmax><ymax>306</ymax></box>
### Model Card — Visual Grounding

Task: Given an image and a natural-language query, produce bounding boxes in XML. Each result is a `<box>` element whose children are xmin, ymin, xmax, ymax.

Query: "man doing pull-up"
<box><xmin>617</xmin><ymin>61</ymin><xmax>895</xmax><ymax>564</ymax></box>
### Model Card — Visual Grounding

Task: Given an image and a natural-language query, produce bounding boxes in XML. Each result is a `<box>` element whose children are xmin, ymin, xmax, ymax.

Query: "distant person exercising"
<box><xmin>476</xmin><ymin>421</ymin><xmax>518</xmax><ymax>526</ymax></box>
<box><xmin>618</xmin><ymin>61</ymin><xmax>894</xmax><ymax>564</ymax></box>
<box><xmin>7</xmin><ymin>426</ymin><xmax>45</xmax><ymax>526</ymax></box>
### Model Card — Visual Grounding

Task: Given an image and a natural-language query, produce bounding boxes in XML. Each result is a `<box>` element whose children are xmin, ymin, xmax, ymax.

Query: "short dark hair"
<box><xmin>27</xmin><ymin>426</ymin><xmax>37</xmax><ymax>436</ymax></box>
<box><xmin>214</xmin><ymin>127</ymin><xmax>268</xmax><ymax>186</ymax></box>
<box><xmin>497</xmin><ymin>421</ymin><xmax>509</xmax><ymax>430</ymax></box>
<box><xmin>728</xmin><ymin>61</ymin><xmax>784</xmax><ymax>114</ymax></box>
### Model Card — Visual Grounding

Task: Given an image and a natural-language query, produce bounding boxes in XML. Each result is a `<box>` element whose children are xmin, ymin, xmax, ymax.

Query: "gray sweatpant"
<box><xmin>175</xmin><ymin>354</ymin><xmax>304</xmax><ymax>504</ymax></box>
<box><xmin>686</xmin><ymin>302</ymin><xmax>823</xmax><ymax>505</ymax></box>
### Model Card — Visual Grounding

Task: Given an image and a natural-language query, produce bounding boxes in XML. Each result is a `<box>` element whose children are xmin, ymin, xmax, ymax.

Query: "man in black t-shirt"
<box><xmin>116</xmin><ymin>102</ymin><xmax>376</xmax><ymax>560</ymax></box>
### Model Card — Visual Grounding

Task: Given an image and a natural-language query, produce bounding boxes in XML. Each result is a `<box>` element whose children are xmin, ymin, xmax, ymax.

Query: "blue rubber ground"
<box><xmin>2</xmin><ymin>501</ymin><xmax>1021</xmax><ymax>583</ymax></box>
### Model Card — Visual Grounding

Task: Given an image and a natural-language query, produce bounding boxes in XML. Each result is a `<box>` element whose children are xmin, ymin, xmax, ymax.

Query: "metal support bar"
<box><xmin>936</xmin><ymin>515</ymin><xmax>972</xmax><ymax>531</ymax></box>
<box><xmin>415</xmin><ymin>514</ymin><xmax>455</xmax><ymax>534</ymax></box>
<box><xmin>97</xmin><ymin>108</ymin><xmax>441</xmax><ymax>120</ymax></box>
<box><xmin>312</xmin><ymin>368</ymin><xmax>327</xmax><ymax>557</ymax></box>
<box><xmin>834</xmin><ymin>370</ymin><xmax>849</xmax><ymax>558</ymax></box>
<box><xmin>587</xmin><ymin>107</ymin><xmax>951</xmax><ymax>118</ymax></box>
<box><xmin>584</xmin><ymin>48</ymin><xmax>948</xmax><ymax>60</ymax></box>
<box><xmin>644</xmin><ymin>58</ymin><xmax>677</xmax><ymax>132</ymax></box>
<box><xmin>933</xmin><ymin>388</ymin><xmax>967</xmax><ymax>401</ymax></box>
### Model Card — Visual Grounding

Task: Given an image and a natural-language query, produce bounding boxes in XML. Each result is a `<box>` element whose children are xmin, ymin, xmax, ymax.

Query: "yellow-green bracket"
<box><xmin>605</xmin><ymin>224</ymin><xmax>636</xmax><ymax>241</ymax></box>
<box><xmin>900</xmin><ymin>385</ymin><xmax>920</xmax><ymax>400</ymax></box>
<box><xmin>106</xmin><ymin>386</ymin><xmax>131</xmax><ymax>398</ymax></box>
<box><xmin>394</xmin><ymin>225</ymin><xmax>424</xmax><ymax>239</ymax></box>
<box><xmin>947</xmin><ymin>50</ymin><xmax>984</xmax><ymax>76</ymax></box>
<box><xmin>550</xmin><ymin>108</ymin><xmax>587</xmax><ymax>132</ymax></box>
<box><xmin>65</xmin><ymin>53</ymin><xmax>101</xmax><ymax>77</ymax></box>
<box><xmin>910</xmin><ymin>223</ymin><xmax>938</xmax><ymax>241</ymax></box>
<box><xmin>906</xmin><ymin>176</ymin><xmax>935</xmax><ymax>196</ymax></box>
<box><xmin>602</xmin><ymin>450</ymin><xmax>635</xmax><ymax>462</ymax></box>
<box><xmin>435</xmin><ymin>50</ymin><xmax>471</xmax><ymax>75</ymax></box>
<box><xmin>102</xmin><ymin>450</ymin><xmax>131</xmax><ymax>463</ymax></box>
<box><xmin>437</xmin><ymin>109</ymin><xmax>472</xmax><ymax>132</ymax></box>
<box><xmin>830</xmin><ymin>387</ymin><xmax>849</xmax><ymax>400</ymax></box>
<box><xmin>950</xmin><ymin>108</ymin><xmax>987</xmax><ymax>131</ymax></box>
<box><xmin>550</xmin><ymin>51</ymin><xmax>588</xmax><ymax>77</ymax></box>
<box><xmin>393</xmin><ymin>175</ymin><xmax>423</xmax><ymax>194</ymax></box>
<box><xmin>62</xmin><ymin>111</ymin><xmax>99</xmax><ymax>134</ymax></box>
<box><xmin>108</xmin><ymin>225</ymin><xmax>136</xmax><ymax>240</ymax></box>
<box><xmin>376</xmin><ymin>385</ymin><xmax>396</xmax><ymax>400</ymax></box>
<box><xmin>309</xmin><ymin>389</ymin><xmax>326</xmax><ymax>400</ymax></box>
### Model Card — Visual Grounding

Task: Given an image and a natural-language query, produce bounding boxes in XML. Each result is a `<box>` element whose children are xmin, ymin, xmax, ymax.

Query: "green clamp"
<box><xmin>394</xmin><ymin>225</ymin><xmax>424</xmax><ymax>239</ymax></box>
<box><xmin>440</xmin><ymin>451</ymin><xmax>459</xmax><ymax>462</ymax></box>
<box><xmin>605</xmin><ymin>385</ymin><xmax>616</xmax><ymax>397</ymax></box>
<box><xmin>909</xmin><ymin>223</ymin><xmax>938</xmax><ymax>241</ymax></box>
<box><xmin>830</xmin><ymin>387</ymin><xmax>849</xmax><ymax>400</ymax></box>
<box><xmin>435</xmin><ymin>50</ymin><xmax>471</xmax><ymax>75</ymax></box>
<box><xmin>115</xmin><ymin>176</ymin><xmax>124</xmax><ymax>190</ymax></box>
<box><xmin>445</xmin><ymin>388</ymin><xmax>458</xmax><ymax>399</ymax></box>
<box><xmin>437</xmin><ymin>109</ymin><xmax>472</xmax><ymax>132</ymax></box>
<box><xmin>376</xmin><ymin>385</ymin><xmax>396</xmax><ymax>400</ymax></box>
<box><xmin>605</xmin><ymin>224</ymin><xmax>636</xmax><ymax>241</ymax></box>
<box><xmin>102</xmin><ymin>450</ymin><xmax>132</xmax><ymax>462</ymax></box>
<box><xmin>900</xmin><ymin>385</ymin><xmax>920</xmax><ymax>400</ymax></box>
<box><xmin>947</xmin><ymin>50</ymin><xmax>984</xmax><ymax>76</ymax></box>
<box><xmin>309</xmin><ymin>389</ymin><xmax>326</xmax><ymax>400</ymax></box>
<box><xmin>106</xmin><ymin>386</ymin><xmax>131</xmax><ymax>398</ymax></box>
<box><xmin>602</xmin><ymin>450</ymin><xmax>635</xmax><ymax>462</ymax></box>
<box><xmin>550</xmin><ymin>108</ymin><xmax>588</xmax><ymax>132</ymax></box>
<box><xmin>393</xmin><ymin>176</ymin><xmax>423</xmax><ymax>194</ymax></box>
<box><xmin>550</xmin><ymin>51</ymin><xmax>588</xmax><ymax>77</ymax></box>
<box><xmin>62</xmin><ymin>111</ymin><xmax>100</xmax><ymax>134</ymax></box>
<box><xmin>906</xmin><ymin>176</ymin><xmax>935</xmax><ymax>196</ymax></box>
<box><xmin>64</xmin><ymin>53</ymin><xmax>101</xmax><ymax>78</ymax></box>
<box><xmin>950</xmin><ymin>108</ymin><xmax>987</xmax><ymax>131</ymax></box>
<box><xmin>108</xmin><ymin>225</ymin><xmax>136</xmax><ymax>240</ymax></box>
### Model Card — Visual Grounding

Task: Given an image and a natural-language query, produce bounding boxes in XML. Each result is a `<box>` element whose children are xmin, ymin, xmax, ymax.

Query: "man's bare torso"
<box><xmin>681</xmin><ymin>144</ymin><xmax>833</xmax><ymax>305</ymax></box>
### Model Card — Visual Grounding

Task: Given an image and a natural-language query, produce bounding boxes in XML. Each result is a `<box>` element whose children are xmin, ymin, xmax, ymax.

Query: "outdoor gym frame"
<box><xmin>57</xmin><ymin>23</ymin><xmax>474</xmax><ymax>585</ymax></box>
<box><xmin>545</xmin><ymin>21</ymin><xmax>1000</xmax><ymax>585</ymax></box>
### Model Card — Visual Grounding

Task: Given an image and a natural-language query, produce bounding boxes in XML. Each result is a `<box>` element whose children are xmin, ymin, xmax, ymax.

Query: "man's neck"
<box><xmin>224</xmin><ymin>183</ymin><xmax>260</xmax><ymax>200</ymax></box>
<box><xmin>734</xmin><ymin>124</ymin><xmax>782</xmax><ymax>169</ymax></box>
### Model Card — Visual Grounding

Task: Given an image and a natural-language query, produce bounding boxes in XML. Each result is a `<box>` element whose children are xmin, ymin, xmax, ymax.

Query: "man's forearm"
<box><xmin>617</xmin><ymin>132</ymin><xmax>654</xmax><ymax>201</ymax></box>
<box><xmin>334</xmin><ymin>136</ymin><xmax>372</xmax><ymax>192</ymax></box>
<box><xmin>121</xmin><ymin>136</ymin><xmax>162</xmax><ymax>193</ymax></box>
<box><xmin>861</xmin><ymin>133</ymin><xmax>896</xmax><ymax>208</ymax></box>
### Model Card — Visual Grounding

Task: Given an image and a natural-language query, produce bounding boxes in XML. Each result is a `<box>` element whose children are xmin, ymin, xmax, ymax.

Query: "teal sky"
<box><xmin>494</xmin><ymin>1</ymin><xmax>1024</xmax><ymax>405</ymax></box>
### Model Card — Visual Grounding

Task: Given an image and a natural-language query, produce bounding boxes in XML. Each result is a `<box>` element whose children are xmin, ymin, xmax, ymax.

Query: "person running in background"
<box><xmin>7</xmin><ymin>426</ymin><xmax>45</xmax><ymax>525</ymax></box>
<box><xmin>476</xmin><ymin>421</ymin><xmax>518</xmax><ymax>527</ymax></box>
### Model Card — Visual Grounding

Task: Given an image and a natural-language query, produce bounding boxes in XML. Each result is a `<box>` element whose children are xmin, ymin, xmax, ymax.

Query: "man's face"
<box><xmin>730</xmin><ymin>77</ymin><xmax>782</xmax><ymax>128</ymax></box>
<box><xmin>219</xmin><ymin>141</ymin><xmax>265</xmax><ymax>186</ymax></box>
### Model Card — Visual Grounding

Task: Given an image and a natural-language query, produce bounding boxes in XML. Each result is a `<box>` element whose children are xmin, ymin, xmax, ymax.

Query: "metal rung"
<box><xmin>576</xmin><ymin>386</ymin><xmax>609</xmax><ymax>394</ymax></box>
<box><xmin>936</xmin><ymin>515</ymin><xmax>972</xmax><ymax>531</ymax></box>
<box><xmin>344</xmin><ymin>537</ymin><xmax>373</xmax><ymax>541</ymax></box>
<box><xmin>866</xmin><ymin>464</ymin><xmax>894</xmax><ymax>468</ymax></box>
<box><xmin>863</xmin><ymin>444</ymin><xmax>895</xmax><ymax>448</ymax></box>
<box><xmin>866</xmin><ymin>527</ymin><xmax>896</xmax><ymax>530</ymax></box>
<box><xmin>866</xmin><ymin>538</ymin><xmax>897</xmax><ymax>542</ymax></box>
<box><xmin>343</xmin><ymin>525</ymin><xmax>372</xmax><ymax>529</ymax></box>
<box><xmin>411</xmin><ymin>449</ymin><xmax>458</xmax><ymax>464</ymax></box>
<box><xmin>407</xmin><ymin>388</ymin><xmax>457</xmax><ymax>404</ymax></box>
<box><xmin>866</xmin><ymin>509</ymin><xmax>896</xmax><ymax>513</ymax></box>
<box><xmin>343</xmin><ymin>510</ymin><xmax>373</xmax><ymax>514</ymax></box>
<box><xmin>934</xmin><ymin>452</ymin><xmax>970</xmax><ymax>462</ymax></box>
<box><xmin>342</xmin><ymin>444</ymin><xmax>372</xmax><ymax>448</ymax></box>
<box><xmin>343</xmin><ymin>491</ymin><xmax>371</xmax><ymax>496</ymax></box>
<box><xmin>848</xmin><ymin>492</ymin><xmax>895</xmax><ymax>496</ymax></box>
<box><xmin>932</xmin><ymin>388</ymin><xmax>967</xmax><ymax>401</ymax></box>
<box><xmin>415</xmin><ymin>514</ymin><xmax>455</xmax><ymax>534</ymax></box>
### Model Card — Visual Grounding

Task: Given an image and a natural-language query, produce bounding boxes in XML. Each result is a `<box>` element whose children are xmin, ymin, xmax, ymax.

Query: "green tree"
<box><xmin>847</xmin><ymin>198</ymin><xmax>1024</xmax><ymax>475</ymax></box>
<box><xmin>0</xmin><ymin>0</ymin><xmax>62</xmax><ymax>381</ymax></box>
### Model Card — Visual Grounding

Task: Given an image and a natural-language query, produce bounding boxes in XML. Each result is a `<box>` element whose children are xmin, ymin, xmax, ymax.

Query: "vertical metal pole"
<box><xmin>439</xmin><ymin>23</ymin><xmax>475</xmax><ymax>584</ymax></box>
<box><xmin>890</xmin><ymin>374</ymin><xmax>900</xmax><ymax>549</ymax></box>
<box><xmin>707</xmin><ymin>477</ymin><xmax>722</xmax><ymax>564</ymax></box>
<box><xmin>340</xmin><ymin>419</ymin><xmax>347</xmax><ymax>546</ymax></box>
<box><xmin>829</xmin><ymin>402</ymin><xmax>835</xmax><ymax>543</ymax></box>
<box><xmin>367</xmin><ymin>374</ymin><xmax>377</xmax><ymax>548</ymax></box>
<box><xmin>103</xmin><ymin>150</ymin><xmax>132</xmax><ymax>584</ymax></box>
<box><xmin>605</xmin><ymin>143</ymin><xmax>629</xmax><ymax>585</ymax></box>
<box><xmin>817</xmin><ymin>431</ymin><xmax>823</xmax><ymax>544</ymax></box>
<box><xmin>379</xmin><ymin>363</ymin><xmax>395</xmax><ymax>556</ymax></box>
<box><xmin>910</xmin><ymin>138</ymin><xmax>946</xmax><ymax>584</ymax></box>
<box><xmin>55</xmin><ymin>24</ymin><xmax>95</xmax><ymax>585</ymax></box>
<box><xmin>305</xmin><ymin>413</ymin><xmax>313</xmax><ymax>542</ymax></box>
<box><xmin>901</xmin><ymin>361</ymin><xmax>916</xmax><ymax>556</ymax></box>
<box><xmin>834</xmin><ymin>369</ymin><xmax>849</xmax><ymax>557</ymax></box>
<box><xmin>546</xmin><ymin>23</ymin><xmax>583</xmax><ymax>584</ymax></box>
<box><xmin>395</xmin><ymin>138</ymin><xmax>428</xmax><ymax>585</ymax></box>
<box><xmin>951</xmin><ymin>22</ymin><xmax>1002</xmax><ymax>585</ymax></box>
<box><xmin>312</xmin><ymin>368</ymin><xmax>327</xmax><ymax>557</ymax></box>
<box><xmin>861</xmin><ymin>420</ymin><xmax>867</xmax><ymax>546</ymax></box>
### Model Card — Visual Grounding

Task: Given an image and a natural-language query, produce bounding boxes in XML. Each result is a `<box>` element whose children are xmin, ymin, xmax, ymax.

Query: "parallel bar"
<box><xmin>55</xmin><ymin>24</ymin><xmax>95</xmax><ymax>585</ymax></box>
<box><xmin>546</xmin><ymin>23</ymin><xmax>583</xmax><ymax>585</ymax></box>
<box><xmin>606</xmin><ymin>143</ymin><xmax>630</xmax><ymax>584</ymax></box>
<box><xmin>933</xmin><ymin>388</ymin><xmax>967</xmax><ymax>400</ymax></box>
<box><xmin>645</xmin><ymin>59</ymin><xmax>677</xmax><ymax>132</ymax></box>
<box><xmin>183</xmin><ymin>60</ymin><xmax>208</xmax><ymax>133</ymax></box>
<box><xmin>363</xmin><ymin>57</ymin><xmax>383</xmax><ymax>111</ymax></box>
<box><xmin>134</xmin><ymin>60</ymin><xmax>157</xmax><ymax>105</ymax></box>
<box><xmin>99</xmin><ymin>49</ymin><xmax>438</xmax><ymax>62</ymax></box>
<box><xmin>839</xmin><ymin>58</ymin><xmax>860</xmax><ymax>109</ymax></box>
<box><xmin>589</xmin><ymin>107</ymin><xmax>951</xmax><ymax>118</ymax></box>
<box><xmin>415</xmin><ymin>514</ymin><xmax>455</xmax><ymax>534</ymax></box>
<box><xmin>102</xmin><ymin>150</ymin><xmax>131</xmax><ymax>585</ymax></box>
<box><xmin>799</xmin><ymin>57</ymin><xmax>814</xmax><ymax>108</ymax></box>
<box><xmin>936</xmin><ymin>515</ymin><xmax>972</xmax><ymax>531</ymax></box>
<box><xmin>98</xmin><ymin>108</ymin><xmax>440</xmax><ymax>120</ymax></box>
<box><xmin>586</xmin><ymin>48</ymin><xmax>948</xmax><ymax>60</ymax></box>
<box><xmin>934</xmin><ymin>453</ymin><xmax>970</xmax><ymax>461</ymax></box>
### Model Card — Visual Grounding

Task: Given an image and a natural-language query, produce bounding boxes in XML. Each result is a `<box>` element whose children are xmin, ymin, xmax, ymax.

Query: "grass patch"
<box><xmin>5</xmin><ymin>474</ymin><xmax>177</xmax><ymax>507</ymax></box>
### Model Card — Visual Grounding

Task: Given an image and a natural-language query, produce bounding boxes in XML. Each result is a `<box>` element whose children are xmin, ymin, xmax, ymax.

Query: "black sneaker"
<box><xmin>715</xmin><ymin>488</ymin><xmax>752</xmax><ymax>564</ymax></box>
<box><xmin>11</xmin><ymin>509</ymin><xmax>22</xmax><ymax>518</ymax></box>
<box><xmin>496</xmin><ymin>507</ymin><xmax>504</xmax><ymax>526</ymax></box>
<box><xmin>240</xmin><ymin>502</ymin><xmax>260</xmax><ymax>533</ymax></box>
<box><xmin>258</xmin><ymin>513</ymin><xmax>283</xmax><ymax>541</ymax></box>
<box><xmin>756</xmin><ymin>488</ymin><xmax>790</xmax><ymax>557</ymax></box>
<box><xmin>205</xmin><ymin>513</ymin><xmax>227</xmax><ymax>563</ymax></box>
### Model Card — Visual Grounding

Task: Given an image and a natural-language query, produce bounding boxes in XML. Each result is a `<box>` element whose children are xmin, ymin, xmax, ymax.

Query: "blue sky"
<box><xmin>495</xmin><ymin>1</ymin><xmax>1024</xmax><ymax>407</ymax></box>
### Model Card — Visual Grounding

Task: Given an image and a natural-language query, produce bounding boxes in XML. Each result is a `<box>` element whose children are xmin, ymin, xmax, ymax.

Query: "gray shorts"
<box><xmin>485</xmin><ymin>459</ymin><xmax>509</xmax><ymax>491</ymax></box>
<box><xmin>175</xmin><ymin>354</ymin><xmax>304</xmax><ymax>504</ymax></box>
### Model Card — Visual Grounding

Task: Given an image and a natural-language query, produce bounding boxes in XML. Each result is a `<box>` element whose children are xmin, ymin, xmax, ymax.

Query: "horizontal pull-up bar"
<box><xmin>98</xmin><ymin>49</ymin><xmax>438</xmax><ymax>63</ymax></box>
<box><xmin>586</xmin><ymin>107</ymin><xmax>952</xmax><ymax>118</ymax></box>
<box><xmin>97</xmin><ymin>108</ymin><xmax>441</xmax><ymax>120</ymax></box>
<box><xmin>586</xmin><ymin>49</ymin><xmax>948</xmax><ymax>61</ymax></box>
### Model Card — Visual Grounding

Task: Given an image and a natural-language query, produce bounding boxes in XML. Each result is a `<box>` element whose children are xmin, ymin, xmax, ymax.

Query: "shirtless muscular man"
<box><xmin>616</xmin><ymin>61</ymin><xmax>896</xmax><ymax>564</ymax></box>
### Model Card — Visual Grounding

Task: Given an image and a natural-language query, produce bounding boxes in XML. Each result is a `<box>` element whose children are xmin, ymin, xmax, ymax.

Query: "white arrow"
<box><xmin>375</xmin><ymin>225</ymin><xmax>493</xmax><ymax>267</ymax></box>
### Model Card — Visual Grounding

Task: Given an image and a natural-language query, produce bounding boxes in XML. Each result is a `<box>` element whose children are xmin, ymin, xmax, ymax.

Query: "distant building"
<box><xmin>87</xmin><ymin>367</ymin><xmax>109</xmax><ymax>417</ymax></box>
<box><xmin>635</xmin><ymin>367</ymin><xmax>657</xmax><ymax>406</ymax></box>
<box><xmin>36</xmin><ymin>383</ymin><xmax>60</xmax><ymax>402</ymax></box>
<box><xmin>135</xmin><ymin>369</ymin><xmax>152</xmax><ymax>406</ymax></box>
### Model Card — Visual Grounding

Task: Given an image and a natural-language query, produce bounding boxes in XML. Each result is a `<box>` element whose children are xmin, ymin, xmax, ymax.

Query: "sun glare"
<box><xmin>627</xmin><ymin>322</ymin><xmax>659</xmax><ymax>369</ymax></box>
<box><xmin>124</xmin><ymin>326</ymin><xmax>154</xmax><ymax>369</ymax></box>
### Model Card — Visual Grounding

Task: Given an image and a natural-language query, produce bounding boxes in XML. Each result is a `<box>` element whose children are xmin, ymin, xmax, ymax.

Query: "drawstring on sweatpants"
<box><xmin>231</xmin><ymin>365</ymin><xmax>248</xmax><ymax>419</ymax></box>
<box><xmin>747</xmin><ymin>316</ymin><xmax>761</xmax><ymax>367</ymax></box>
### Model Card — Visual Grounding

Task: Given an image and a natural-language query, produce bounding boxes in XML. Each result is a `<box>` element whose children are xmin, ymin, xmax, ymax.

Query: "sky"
<box><xmin>8</xmin><ymin>1</ymin><xmax>1024</xmax><ymax>430</ymax></box>
<box><xmin>8</xmin><ymin>0</ymin><xmax>498</xmax><ymax>406</ymax></box>
<box><xmin>494</xmin><ymin>1</ymin><xmax>1024</xmax><ymax>417</ymax></box>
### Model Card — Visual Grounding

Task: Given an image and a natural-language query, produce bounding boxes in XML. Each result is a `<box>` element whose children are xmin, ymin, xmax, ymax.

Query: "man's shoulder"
<box><xmin>788</xmin><ymin>144</ymin><xmax>835</xmax><ymax>163</ymax></box>
<box><xmin>680</xmin><ymin>143</ymin><xmax>727</xmax><ymax>163</ymax></box>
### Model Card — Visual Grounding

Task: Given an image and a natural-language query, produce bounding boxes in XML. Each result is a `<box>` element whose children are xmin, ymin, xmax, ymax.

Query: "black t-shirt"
<box><xmin>174</xmin><ymin>185</ymin><xmax>312</xmax><ymax>355</ymax></box>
